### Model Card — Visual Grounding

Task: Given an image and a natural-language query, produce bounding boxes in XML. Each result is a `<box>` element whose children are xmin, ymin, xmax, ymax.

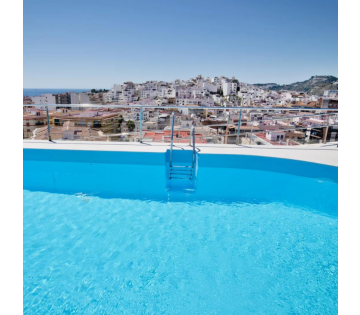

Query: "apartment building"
<box><xmin>51</xmin><ymin>110</ymin><xmax>121</xmax><ymax>134</ymax></box>
<box><xmin>131</xmin><ymin>107</ymin><xmax>150</xmax><ymax>121</ymax></box>
<box><xmin>157</xmin><ymin>88</ymin><xmax>176</xmax><ymax>98</ymax></box>
<box><xmin>55</xmin><ymin>93</ymin><xmax>71</xmax><ymax>105</ymax></box>
<box><xmin>320</xmin><ymin>97</ymin><xmax>338</xmax><ymax>110</ymax></box>
<box><xmin>176</xmin><ymin>98</ymin><xmax>202</xmax><ymax>106</ymax></box>
<box><xmin>175</xmin><ymin>86</ymin><xmax>192</xmax><ymax>98</ymax></box>
<box><xmin>31</xmin><ymin>94</ymin><xmax>56</xmax><ymax>109</ymax></box>
<box><xmin>191</xmin><ymin>88</ymin><xmax>209</xmax><ymax>98</ymax></box>
<box><xmin>104</xmin><ymin>83</ymin><xmax>135</xmax><ymax>103</ymax></box>
<box><xmin>119</xmin><ymin>89</ymin><xmax>135</xmax><ymax>103</ymax></box>
<box><xmin>143</xmin><ymin>81</ymin><xmax>158</xmax><ymax>89</ymax></box>
<box><xmin>23</xmin><ymin>110</ymin><xmax>48</xmax><ymax>139</ymax></box>
<box><xmin>323</xmin><ymin>90</ymin><xmax>338</xmax><ymax>98</ymax></box>
<box><xmin>202</xmin><ymin>81</ymin><xmax>217</xmax><ymax>93</ymax></box>
<box><xmin>139</xmin><ymin>89</ymin><xmax>157</xmax><ymax>100</ymax></box>
<box><xmin>33</xmin><ymin>121</ymin><xmax>103</xmax><ymax>141</ymax></box>
<box><xmin>70</xmin><ymin>92</ymin><xmax>90</xmax><ymax>104</ymax></box>
<box><xmin>222</xmin><ymin>81</ymin><xmax>238</xmax><ymax>96</ymax></box>
<box><xmin>211</xmin><ymin>77</ymin><xmax>221</xmax><ymax>86</ymax></box>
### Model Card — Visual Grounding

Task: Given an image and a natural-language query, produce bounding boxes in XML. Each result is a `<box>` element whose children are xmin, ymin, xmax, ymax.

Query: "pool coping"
<box><xmin>23</xmin><ymin>140</ymin><xmax>338</xmax><ymax>167</ymax></box>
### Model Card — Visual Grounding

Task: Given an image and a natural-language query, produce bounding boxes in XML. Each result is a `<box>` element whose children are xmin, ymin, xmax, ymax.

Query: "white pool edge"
<box><xmin>23</xmin><ymin>140</ymin><xmax>338</xmax><ymax>167</ymax></box>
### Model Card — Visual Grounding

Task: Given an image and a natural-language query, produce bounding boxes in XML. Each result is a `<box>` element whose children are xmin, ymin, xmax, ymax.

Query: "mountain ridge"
<box><xmin>253</xmin><ymin>75</ymin><xmax>338</xmax><ymax>95</ymax></box>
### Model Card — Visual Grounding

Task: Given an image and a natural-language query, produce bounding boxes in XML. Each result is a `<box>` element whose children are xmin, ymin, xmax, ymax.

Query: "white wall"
<box><xmin>202</xmin><ymin>82</ymin><xmax>217</xmax><ymax>93</ymax></box>
<box><xmin>266</xmin><ymin>131</ymin><xmax>285</xmax><ymax>141</ymax></box>
<box><xmin>31</xmin><ymin>94</ymin><xmax>56</xmax><ymax>108</ymax></box>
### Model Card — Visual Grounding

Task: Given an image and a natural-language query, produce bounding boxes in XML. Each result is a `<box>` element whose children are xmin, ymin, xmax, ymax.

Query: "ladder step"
<box><xmin>170</xmin><ymin>173</ymin><xmax>192</xmax><ymax>176</ymax></box>
<box><xmin>170</xmin><ymin>165</ymin><xmax>192</xmax><ymax>168</ymax></box>
<box><xmin>170</xmin><ymin>169</ymin><xmax>193</xmax><ymax>172</ymax></box>
<box><xmin>169</xmin><ymin>177</ymin><xmax>192</xmax><ymax>180</ymax></box>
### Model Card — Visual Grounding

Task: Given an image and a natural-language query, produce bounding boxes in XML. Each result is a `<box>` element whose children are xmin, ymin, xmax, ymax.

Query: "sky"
<box><xmin>23</xmin><ymin>0</ymin><xmax>338</xmax><ymax>88</ymax></box>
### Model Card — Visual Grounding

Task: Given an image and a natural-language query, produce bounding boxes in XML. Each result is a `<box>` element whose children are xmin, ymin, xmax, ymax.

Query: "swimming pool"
<box><xmin>23</xmin><ymin>149</ymin><xmax>338</xmax><ymax>314</ymax></box>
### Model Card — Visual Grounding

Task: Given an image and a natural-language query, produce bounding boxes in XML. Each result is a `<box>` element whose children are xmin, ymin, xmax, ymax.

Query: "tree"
<box><xmin>118</xmin><ymin>115</ymin><xmax>124</xmax><ymax>132</ymax></box>
<box><xmin>126</xmin><ymin>120</ymin><xmax>135</xmax><ymax>132</ymax></box>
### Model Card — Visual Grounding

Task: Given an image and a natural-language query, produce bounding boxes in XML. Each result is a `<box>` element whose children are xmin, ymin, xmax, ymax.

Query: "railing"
<box><xmin>23</xmin><ymin>104</ymin><xmax>338</xmax><ymax>146</ymax></box>
<box><xmin>191</xmin><ymin>125</ymin><xmax>196</xmax><ymax>168</ymax></box>
<box><xmin>169</xmin><ymin>111</ymin><xmax>175</xmax><ymax>167</ymax></box>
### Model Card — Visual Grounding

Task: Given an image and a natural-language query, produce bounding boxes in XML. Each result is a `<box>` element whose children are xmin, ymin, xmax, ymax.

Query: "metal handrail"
<box><xmin>46</xmin><ymin>106</ymin><xmax>51</xmax><ymax>141</ymax></box>
<box><xmin>25</xmin><ymin>104</ymin><xmax>338</xmax><ymax>145</ymax></box>
<box><xmin>191</xmin><ymin>126</ymin><xmax>196</xmax><ymax>168</ymax></box>
<box><xmin>22</xmin><ymin>104</ymin><xmax>339</xmax><ymax>111</ymax></box>
<box><xmin>169</xmin><ymin>111</ymin><xmax>175</xmax><ymax>167</ymax></box>
<box><xmin>236</xmin><ymin>109</ymin><xmax>242</xmax><ymax>145</ymax></box>
<box><xmin>217</xmin><ymin>123</ymin><xmax>338</xmax><ymax>135</ymax></box>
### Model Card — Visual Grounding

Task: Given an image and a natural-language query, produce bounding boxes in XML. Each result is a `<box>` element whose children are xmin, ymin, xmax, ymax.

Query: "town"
<box><xmin>23</xmin><ymin>75</ymin><xmax>338</xmax><ymax>145</ymax></box>
<box><xmin>20</xmin><ymin>0</ymin><xmax>342</xmax><ymax>312</ymax></box>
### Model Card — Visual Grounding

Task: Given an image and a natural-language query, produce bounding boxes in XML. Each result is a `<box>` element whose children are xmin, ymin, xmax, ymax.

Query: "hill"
<box><xmin>254</xmin><ymin>76</ymin><xmax>338</xmax><ymax>95</ymax></box>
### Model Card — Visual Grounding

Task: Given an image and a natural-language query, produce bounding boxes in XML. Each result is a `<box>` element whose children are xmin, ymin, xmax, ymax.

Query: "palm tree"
<box><xmin>126</xmin><ymin>120</ymin><xmax>135</xmax><ymax>132</ymax></box>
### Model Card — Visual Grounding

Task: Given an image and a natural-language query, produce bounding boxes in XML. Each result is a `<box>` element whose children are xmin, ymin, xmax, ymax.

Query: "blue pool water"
<box><xmin>23</xmin><ymin>149</ymin><xmax>338</xmax><ymax>314</ymax></box>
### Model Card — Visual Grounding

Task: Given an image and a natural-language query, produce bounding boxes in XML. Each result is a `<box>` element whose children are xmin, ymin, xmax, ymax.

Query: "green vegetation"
<box><xmin>118</xmin><ymin>115</ymin><xmax>124</xmax><ymax>132</ymax></box>
<box><xmin>91</xmin><ymin>89</ymin><xmax>109</xmax><ymax>93</ymax></box>
<box><xmin>126</xmin><ymin>120</ymin><xmax>135</xmax><ymax>132</ymax></box>
<box><xmin>254</xmin><ymin>76</ymin><xmax>338</xmax><ymax>96</ymax></box>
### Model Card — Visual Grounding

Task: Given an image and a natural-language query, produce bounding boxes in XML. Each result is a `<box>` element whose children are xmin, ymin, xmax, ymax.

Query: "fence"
<box><xmin>23</xmin><ymin>104</ymin><xmax>338</xmax><ymax>146</ymax></box>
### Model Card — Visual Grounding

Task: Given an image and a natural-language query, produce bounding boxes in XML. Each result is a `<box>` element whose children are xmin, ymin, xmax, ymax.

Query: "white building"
<box><xmin>200</xmin><ymin>97</ymin><xmax>215</xmax><ymax>106</ymax></box>
<box><xmin>119</xmin><ymin>90</ymin><xmax>135</xmax><ymax>103</ymax></box>
<box><xmin>202</xmin><ymin>81</ymin><xmax>217</xmax><ymax>93</ymax></box>
<box><xmin>105</xmin><ymin>83</ymin><xmax>135</xmax><ymax>103</ymax></box>
<box><xmin>211</xmin><ymin>77</ymin><xmax>220</xmax><ymax>84</ymax></box>
<box><xmin>139</xmin><ymin>89</ymin><xmax>158</xmax><ymax>100</ymax></box>
<box><xmin>211</xmin><ymin>77</ymin><xmax>222</xmax><ymax>90</ymax></box>
<box><xmin>176</xmin><ymin>98</ymin><xmax>202</xmax><ymax>106</ymax></box>
<box><xmin>191</xmin><ymin>87</ymin><xmax>208</xmax><ymax>99</ymax></box>
<box><xmin>266</xmin><ymin>130</ymin><xmax>286</xmax><ymax>141</ymax></box>
<box><xmin>131</xmin><ymin>107</ymin><xmax>150</xmax><ymax>121</ymax></box>
<box><xmin>323</xmin><ymin>90</ymin><xmax>338</xmax><ymax>98</ymax></box>
<box><xmin>157</xmin><ymin>88</ymin><xmax>176</xmax><ymax>98</ymax></box>
<box><xmin>70</xmin><ymin>92</ymin><xmax>90</xmax><ymax>104</ymax></box>
<box><xmin>31</xmin><ymin>94</ymin><xmax>56</xmax><ymax>109</ymax></box>
<box><xmin>143</xmin><ymin>81</ymin><xmax>158</xmax><ymax>90</ymax></box>
<box><xmin>222</xmin><ymin>82</ymin><xmax>237</xmax><ymax>96</ymax></box>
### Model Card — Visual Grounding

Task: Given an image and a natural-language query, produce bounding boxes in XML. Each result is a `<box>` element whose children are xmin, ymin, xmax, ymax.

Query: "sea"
<box><xmin>23</xmin><ymin>88</ymin><xmax>91</xmax><ymax>97</ymax></box>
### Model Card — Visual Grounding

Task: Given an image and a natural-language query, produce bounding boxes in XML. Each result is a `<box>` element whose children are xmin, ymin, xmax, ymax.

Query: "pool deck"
<box><xmin>23</xmin><ymin>140</ymin><xmax>338</xmax><ymax>166</ymax></box>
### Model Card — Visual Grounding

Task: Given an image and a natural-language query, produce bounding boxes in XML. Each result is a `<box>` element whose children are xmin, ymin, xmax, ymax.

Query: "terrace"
<box><xmin>23</xmin><ymin>104</ymin><xmax>338</xmax><ymax>314</ymax></box>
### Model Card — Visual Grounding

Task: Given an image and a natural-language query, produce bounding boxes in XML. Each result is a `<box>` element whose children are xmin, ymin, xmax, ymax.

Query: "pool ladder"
<box><xmin>169</xmin><ymin>112</ymin><xmax>196</xmax><ymax>180</ymax></box>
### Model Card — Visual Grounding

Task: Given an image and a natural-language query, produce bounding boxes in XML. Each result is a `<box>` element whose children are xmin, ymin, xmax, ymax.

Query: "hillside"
<box><xmin>254</xmin><ymin>75</ymin><xmax>338</xmax><ymax>95</ymax></box>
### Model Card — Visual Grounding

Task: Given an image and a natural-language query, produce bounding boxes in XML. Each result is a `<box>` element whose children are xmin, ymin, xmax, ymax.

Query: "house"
<box><xmin>266</xmin><ymin>130</ymin><xmax>286</xmax><ymax>141</ymax></box>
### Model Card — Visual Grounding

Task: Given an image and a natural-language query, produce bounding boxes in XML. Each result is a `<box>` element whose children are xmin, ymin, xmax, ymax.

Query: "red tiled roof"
<box><xmin>143</xmin><ymin>130</ymin><xmax>207</xmax><ymax>143</ymax></box>
<box><xmin>254</xmin><ymin>132</ymin><xmax>299</xmax><ymax>146</ymax></box>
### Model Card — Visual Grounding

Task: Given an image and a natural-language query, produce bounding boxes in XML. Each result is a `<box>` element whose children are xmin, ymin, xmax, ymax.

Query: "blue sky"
<box><xmin>23</xmin><ymin>0</ymin><xmax>338</xmax><ymax>88</ymax></box>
